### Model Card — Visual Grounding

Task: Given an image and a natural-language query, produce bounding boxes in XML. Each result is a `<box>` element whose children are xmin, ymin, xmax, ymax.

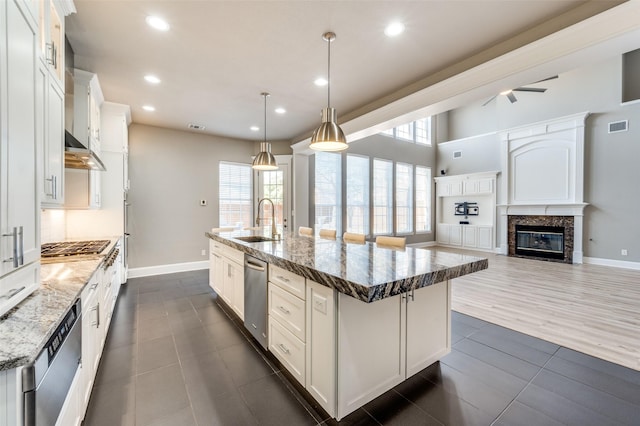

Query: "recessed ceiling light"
<box><xmin>384</xmin><ymin>22</ymin><xmax>405</xmax><ymax>37</ymax></box>
<box><xmin>314</xmin><ymin>77</ymin><xmax>328</xmax><ymax>87</ymax></box>
<box><xmin>250</xmin><ymin>126</ymin><xmax>260</xmax><ymax>132</ymax></box>
<box><xmin>144</xmin><ymin>75</ymin><xmax>161</xmax><ymax>84</ymax></box>
<box><xmin>275</xmin><ymin>107</ymin><xmax>286</xmax><ymax>114</ymax></box>
<box><xmin>142</xmin><ymin>105</ymin><xmax>156</xmax><ymax>112</ymax></box>
<box><xmin>145</xmin><ymin>16</ymin><xmax>170</xmax><ymax>31</ymax></box>
<box><xmin>500</xmin><ymin>89</ymin><xmax>513</xmax><ymax>96</ymax></box>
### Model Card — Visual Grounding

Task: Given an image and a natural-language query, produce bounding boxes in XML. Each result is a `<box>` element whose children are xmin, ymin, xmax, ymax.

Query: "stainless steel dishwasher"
<box><xmin>244</xmin><ymin>255</ymin><xmax>268</xmax><ymax>349</ymax></box>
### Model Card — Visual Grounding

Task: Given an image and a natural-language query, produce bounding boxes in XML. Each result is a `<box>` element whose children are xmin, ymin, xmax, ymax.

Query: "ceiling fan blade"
<box><xmin>532</xmin><ymin>75</ymin><xmax>558</xmax><ymax>83</ymax></box>
<box><xmin>513</xmin><ymin>87</ymin><xmax>547</xmax><ymax>93</ymax></box>
<box><xmin>482</xmin><ymin>95</ymin><xmax>497</xmax><ymax>106</ymax></box>
<box><xmin>506</xmin><ymin>92</ymin><xmax>517</xmax><ymax>103</ymax></box>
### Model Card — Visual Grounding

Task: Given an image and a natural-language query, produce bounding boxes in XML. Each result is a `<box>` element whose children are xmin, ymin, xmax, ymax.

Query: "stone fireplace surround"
<box><xmin>508</xmin><ymin>215</ymin><xmax>574</xmax><ymax>264</ymax></box>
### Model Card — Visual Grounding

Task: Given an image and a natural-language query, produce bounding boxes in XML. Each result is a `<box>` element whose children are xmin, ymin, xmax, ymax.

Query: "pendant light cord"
<box><xmin>327</xmin><ymin>36</ymin><xmax>331</xmax><ymax>108</ymax></box>
<box><xmin>263</xmin><ymin>93</ymin><xmax>267</xmax><ymax>143</ymax></box>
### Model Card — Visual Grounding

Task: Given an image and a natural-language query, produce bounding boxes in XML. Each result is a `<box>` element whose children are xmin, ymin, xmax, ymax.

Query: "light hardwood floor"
<box><xmin>436</xmin><ymin>247</ymin><xmax>640</xmax><ymax>371</ymax></box>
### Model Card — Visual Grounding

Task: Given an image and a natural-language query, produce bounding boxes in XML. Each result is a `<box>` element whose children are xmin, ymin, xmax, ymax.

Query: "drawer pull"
<box><xmin>278</xmin><ymin>343</ymin><xmax>290</xmax><ymax>354</ymax></box>
<box><xmin>277</xmin><ymin>305</ymin><xmax>290</xmax><ymax>315</ymax></box>
<box><xmin>277</xmin><ymin>275</ymin><xmax>290</xmax><ymax>283</ymax></box>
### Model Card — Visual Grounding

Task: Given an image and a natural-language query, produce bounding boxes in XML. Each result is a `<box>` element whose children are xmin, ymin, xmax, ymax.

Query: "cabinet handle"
<box><xmin>278</xmin><ymin>343</ymin><xmax>290</xmax><ymax>355</ymax></box>
<box><xmin>45</xmin><ymin>42</ymin><xmax>56</xmax><ymax>67</ymax></box>
<box><xmin>0</xmin><ymin>286</ymin><xmax>25</xmax><ymax>301</ymax></box>
<box><xmin>91</xmin><ymin>305</ymin><xmax>99</xmax><ymax>327</ymax></box>
<box><xmin>17</xmin><ymin>226</ymin><xmax>24</xmax><ymax>266</ymax></box>
<box><xmin>410</xmin><ymin>288</ymin><xmax>415</xmax><ymax>302</ymax></box>
<box><xmin>277</xmin><ymin>275</ymin><xmax>290</xmax><ymax>283</ymax></box>
<box><xmin>90</xmin><ymin>282</ymin><xmax>99</xmax><ymax>291</ymax></box>
<box><xmin>53</xmin><ymin>175</ymin><xmax>57</xmax><ymax>200</ymax></box>
<box><xmin>212</xmin><ymin>253</ymin><xmax>220</xmax><ymax>258</ymax></box>
<box><xmin>2</xmin><ymin>227</ymin><xmax>18</xmax><ymax>267</ymax></box>
<box><xmin>45</xmin><ymin>175</ymin><xmax>55</xmax><ymax>198</ymax></box>
<box><xmin>277</xmin><ymin>306</ymin><xmax>290</xmax><ymax>315</ymax></box>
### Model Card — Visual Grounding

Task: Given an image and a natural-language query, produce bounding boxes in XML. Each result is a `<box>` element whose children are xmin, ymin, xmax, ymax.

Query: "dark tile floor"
<box><xmin>84</xmin><ymin>270</ymin><xmax>640</xmax><ymax>426</ymax></box>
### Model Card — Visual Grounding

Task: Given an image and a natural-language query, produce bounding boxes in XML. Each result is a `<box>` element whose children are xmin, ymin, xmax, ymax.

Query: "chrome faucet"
<box><xmin>256</xmin><ymin>198</ymin><xmax>279</xmax><ymax>239</ymax></box>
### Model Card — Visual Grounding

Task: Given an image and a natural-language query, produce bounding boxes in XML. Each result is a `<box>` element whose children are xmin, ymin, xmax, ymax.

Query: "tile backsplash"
<box><xmin>41</xmin><ymin>209</ymin><xmax>66</xmax><ymax>243</ymax></box>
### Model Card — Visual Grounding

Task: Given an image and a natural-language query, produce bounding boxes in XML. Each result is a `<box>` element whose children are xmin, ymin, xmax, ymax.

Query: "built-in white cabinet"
<box><xmin>434</xmin><ymin>171</ymin><xmax>499</xmax><ymax>252</ymax></box>
<box><xmin>0</xmin><ymin>0</ymin><xmax>41</xmax><ymax>315</ymax></box>
<box><xmin>55</xmin><ymin>368</ymin><xmax>81</xmax><ymax>426</ymax></box>
<box><xmin>268</xmin><ymin>265</ymin><xmax>307</xmax><ymax>385</ymax></box>
<box><xmin>209</xmin><ymin>244</ymin><xmax>244</xmax><ymax>320</ymax></box>
<box><xmin>38</xmin><ymin>0</ymin><xmax>67</xmax><ymax>84</ymax></box>
<box><xmin>38</xmin><ymin>57</ymin><xmax>65</xmax><ymax>207</ymax></box>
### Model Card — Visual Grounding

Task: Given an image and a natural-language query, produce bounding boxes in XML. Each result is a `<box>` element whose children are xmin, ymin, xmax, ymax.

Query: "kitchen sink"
<box><xmin>234</xmin><ymin>236</ymin><xmax>275</xmax><ymax>243</ymax></box>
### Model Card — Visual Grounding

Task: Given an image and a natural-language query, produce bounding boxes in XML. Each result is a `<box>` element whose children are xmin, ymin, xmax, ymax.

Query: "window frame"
<box><xmin>218</xmin><ymin>161</ymin><xmax>253</xmax><ymax>230</ymax></box>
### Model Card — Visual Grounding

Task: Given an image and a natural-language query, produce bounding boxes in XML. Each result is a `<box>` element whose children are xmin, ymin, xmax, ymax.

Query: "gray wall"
<box><xmin>128</xmin><ymin>124</ymin><xmax>284</xmax><ymax>268</ymax></box>
<box><xmin>309</xmin><ymin>131</ymin><xmax>438</xmax><ymax>245</ymax></box>
<box><xmin>438</xmin><ymin>55</ymin><xmax>640</xmax><ymax>263</ymax></box>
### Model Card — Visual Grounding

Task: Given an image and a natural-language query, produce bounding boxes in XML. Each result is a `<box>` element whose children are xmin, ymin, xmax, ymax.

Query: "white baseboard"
<box><xmin>128</xmin><ymin>260</ymin><xmax>209</xmax><ymax>278</ymax></box>
<box><xmin>583</xmin><ymin>257</ymin><xmax>640</xmax><ymax>271</ymax></box>
<box><xmin>409</xmin><ymin>241</ymin><xmax>437</xmax><ymax>248</ymax></box>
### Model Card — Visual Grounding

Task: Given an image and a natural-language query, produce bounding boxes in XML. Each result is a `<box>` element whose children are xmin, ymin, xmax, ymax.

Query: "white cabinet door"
<box><xmin>449</xmin><ymin>225</ymin><xmax>462</xmax><ymax>246</ymax></box>
<box><xmin>405</xmin><ymin>281</ymin><xmax>451</xmax><ymax>377</ymax></box>
<box><xmin>463</xmin><ymin>225</ymin><xmax>478</xmax><ymax>248</ymax></box>
<box><xmin>80</xmin><ymin>281</ymin><xmax>99</xmax><ymax>418</ymax></box>
<box><xmin>42</xmin><ymin>77</ymin><xmax>64</xmax><ymax>206</ymax></box>
<box><xmin>477</xmin><ymin>178</ymin><xmax>493</xmax><ymax>194</ymax></box>
<box><xmin>56</xmin><ymin>367</ymin><xmax>81</xmax><ymax>426</ymax></box>
<box><xmin>232</xmin><ymin>260</ymin><xmax>244</xmax><ymax>320</ymax></box>
<box><xmin>1</xmin><ymin>0</ymin><xmax>39</xmax><ymax>278</ymax></box>
<box><xmin>209</xmin><ymin>251</ymin><xmax>224</xmax><ymax>296</ymax></box>
<box><xmin>477</xmin><ymin>226</ymin><xmax>493</xmax><ymax>250</ymax></box>
<box><xmin>222</xmin><ymin>259</ymin><xmax>234</xmax><ymax>306</ymax></box>
<box><xmin>463</xmin><ymin>179</ymin><xmax>478</xmax><ymax>194</ymax></box>
<box><xmin>436</xmin><ymin>223</ymin><xmax>450</xmax><ymax>244</ymax></box>
<box><xmin>337</xmin><ymin>293</ymin><xmax>404</xmax><ymax>420</ymax></box>
<box><xmin>306</xmin><ymin>280</ymin><xmax>336</xmax><ymax>417</ymax></box>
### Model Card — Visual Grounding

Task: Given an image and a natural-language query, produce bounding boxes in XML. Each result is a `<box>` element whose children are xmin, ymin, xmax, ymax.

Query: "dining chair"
<box><xmin>375</xmin><ymin>235</ymin><xmax>406</xmax><ymax>249</ymax></box>
<box><xmin>342</xmin><ymin>232</ymin><xmax>366</xmax><ymax>243</ymax></box>
<box><xmin>319</xmin><ymin>229</ymin><xmax>337</xmax><ymax>239</ymax></box>
<box><xmin>298</xmin><ymin>226</ymin><xmax>313</xmax><ymax>236</ymax></box>
<box><xmin>211</xmin><ymin>227</ymin><xmax>234</xmax><ymax>233</ymax></box>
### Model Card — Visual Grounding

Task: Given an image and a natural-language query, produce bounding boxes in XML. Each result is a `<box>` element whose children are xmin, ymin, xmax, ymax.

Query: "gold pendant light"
<box><xmin>309</xmin><ymin>32</ymin><xmax>348</xmax><ymax>152</ymax></box>
<box><xmin>252</xmin><ymin>92</ymin><xmax>278</xmax><ymax>170</ymax></box>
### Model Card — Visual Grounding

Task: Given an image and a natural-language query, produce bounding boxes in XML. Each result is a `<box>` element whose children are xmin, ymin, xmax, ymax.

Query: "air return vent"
<box><xmin>188</xmin><ymin>123</ymin><xmax>206</xmax><ymax>131</ymax></box>
<box><xmin>453</xmin><ymin>150</ymin><xmax>462</xmax><ymax>159</ymax></box>
<box><xmin>608</xmin><ymin>120</ymin><xmax>628</xmax><ymax>133</ymax></box>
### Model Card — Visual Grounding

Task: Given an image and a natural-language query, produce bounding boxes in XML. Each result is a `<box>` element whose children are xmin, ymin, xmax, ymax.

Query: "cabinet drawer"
<box><xmin>269</xmin><ymin>264</ymin><xmax>305</xmax><ymax>300</ymax></box>
<box><xmin>269</xmin><ymin>318</ymin><xmax>305</xmax><ymax>385</ymax></box>
<box><xmin>223</xmin><ymin>246</ymin><xmax>244</xmax><ymax>265</ymax></box>
<box><xmin>210</xmin><ymin>240</ymin><xmax>224</xmax><ymax>254</ymax></box>
<box><xmin>81</xmin><ymin>273</ymin><xmax>100</xmax><ymax>308</ymax></box>
<box><xmin>269</xmin><ymin>283</ymin><xmax>305</xmax><ymax>341</ymax></box>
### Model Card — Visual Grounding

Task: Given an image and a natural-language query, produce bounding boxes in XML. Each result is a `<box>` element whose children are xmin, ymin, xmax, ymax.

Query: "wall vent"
<box><xmin>608</xmin><ymin>120</ymin><xmax>628</xmax><ymax>133</ymax></box>
<box><xmin>188</xmin><ymin>123</ymin><xmax>206</xmax><ymax>131</ymax></box>
<box><xmin>453</xmin><ymin>150</ymin><xmax>462</xmax><ymax>159</ymax></box>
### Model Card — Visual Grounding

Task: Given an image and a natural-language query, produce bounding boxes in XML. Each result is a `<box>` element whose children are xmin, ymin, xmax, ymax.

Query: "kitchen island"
<box><xmin>206</xmin><ymin>230</ymin><xmax>488</xmax><ymax>419</ymax></box>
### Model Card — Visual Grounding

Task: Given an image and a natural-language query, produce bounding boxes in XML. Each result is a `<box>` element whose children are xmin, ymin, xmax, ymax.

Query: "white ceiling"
<box><xmin>65</xmin><ymin>1</ymin><xmax>624</xmax><ymax>143</ymax></box>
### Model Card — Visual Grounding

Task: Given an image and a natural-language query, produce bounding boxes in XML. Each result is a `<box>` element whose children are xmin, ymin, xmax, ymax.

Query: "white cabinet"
<box><xmin>38</xmin><ymin>0</ymin><xmax>65</xmax><ymax>84</ymax></box>
<box><xmin>38</xmin><ymin>57</ymin><xmax>65</xmax><ymax>206</ymax></box>
<box><xmin>209</xmin><ymin>244</ymin><xmax>244</xmax><ymax>320</ymax></box>
<box><xmin>434</xmin><ymin>171</ymin><xmax>498</xmax><ymax>252</ymax></box>
<box><xmin>0</xmin><ymin>0</ymin><xmax>40</xmax><ymax>311</ymax></box>
<box><xmin>79</xmin><ymin>271</ymin><xmax>102</xmax><ymax>421</ymax></box>
<box><xmin>56</xmin><ymin>368</ymin><xmax>82</xmax><ymax>426</ymax></box>
<box><xmin>268</xmin><ymin>267</ymin><xmax>307</xmax><ymax>386</ymax></box>
<box><xmin>209</xmin><ymin>240</ymin><xmax>224</xmax><ymax>295</ymax></box>
<box><xmin>306</xmin><ymin>281</ymin><xmax>451</xmax><ymax>420</ymax></box>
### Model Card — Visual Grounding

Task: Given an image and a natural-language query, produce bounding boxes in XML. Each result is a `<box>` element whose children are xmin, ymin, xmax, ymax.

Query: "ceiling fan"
<box><xmin>482</xmin><ymin>76</ymin><xmax>558</xmax><ymax>106</ymax></box>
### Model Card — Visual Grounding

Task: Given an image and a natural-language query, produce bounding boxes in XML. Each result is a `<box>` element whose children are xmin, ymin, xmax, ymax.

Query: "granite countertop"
<box><xmin>206</xmin><ymin>230</ymin><xmax>488</xmax><ymax>303</ymax></box>
<box><xmin>0</xmin><ymin>238</ymin><xmax>119</xmax><ymax>372</ymax></box>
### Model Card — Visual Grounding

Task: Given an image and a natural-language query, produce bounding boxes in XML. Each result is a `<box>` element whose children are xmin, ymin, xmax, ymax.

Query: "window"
<box><xmin>373</xmin><ymin>159</ymin><xmax>393</xmax><ymax>235</ymax></box>
<box><xmin>219</xmin><ymin>162</ymin><xmax>252</xmax><ymax>229</ymax></box>
<box><xmin>261</xmin><ymin>170</ymin><xmax>284</xmax><ymax>227</ymax></box>
<box><xmin>381</xmin><ymin>116</ymin><xmax>432</xmax><ymax>146</ymax></box>
<box><xmin>415</xmin><ymin>166</ymin><xmax>431</xmax><ymax>232</ymax></box>
<box><xmin>346</xmin><ymin>155</ymin><xmax>370</xmax><ymax>234</ymax></box>
<box><xmin>396</xmin><ymin>163</ymin><xmax>413</xmax><ymax>233</ymax></box>
<box><xmin>315</xmin><ymin>152</ymin><xmax>341</xmax><ymax>233</ymax></box>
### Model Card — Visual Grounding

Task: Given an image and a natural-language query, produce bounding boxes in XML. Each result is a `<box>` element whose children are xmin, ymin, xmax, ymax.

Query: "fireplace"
<box><xmin>508</xmin><ymin>215</ymin><xmax>574</xmax><ymax>263</ymax></box>
<box><xmin>515</xmin><ymin>225</ymin><xmax>564</xmax><ymax>260</ymax></box>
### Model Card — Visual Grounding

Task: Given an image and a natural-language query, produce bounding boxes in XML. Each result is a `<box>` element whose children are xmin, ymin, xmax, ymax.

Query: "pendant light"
<box><xmin>252</xmin><ymin>92</ymin><xmax>278</xmax><ymax>170</ymax></box>
<box><xmin>309</xmin><ymin>32</ymin><xmax>348</xmax><ymax>152</ymax></box>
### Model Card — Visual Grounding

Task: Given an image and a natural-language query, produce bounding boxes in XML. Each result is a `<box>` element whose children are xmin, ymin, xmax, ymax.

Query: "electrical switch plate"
<box><xmin>621</xmin><ymin>249</ymin><xmax>628</xmax><ymax>256</ymax></box>
<box><xmin>200</xmin><ymin>199</ymin><xmax>207</xmax><ymax>206</ymax></box>
<box><xmin>313</xmin><ymin>294</ymin><xmax>327</xmax><ymax>315</ymax></box>
<box><xmin>201</xmin><ymin>249</ymin><xmax>206</xmax><ymax>256</ymax></box>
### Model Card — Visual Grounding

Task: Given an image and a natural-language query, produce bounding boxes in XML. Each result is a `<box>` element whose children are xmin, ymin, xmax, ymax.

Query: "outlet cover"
<box><xmin>200</xmin><ymin>199</ymin><xmax>207</xmax><ymax>206</ymax></box>
<box><xmin>621</xmin><ymin>249</ymin><xmax>628</xmax><ymax>256</ymax></box>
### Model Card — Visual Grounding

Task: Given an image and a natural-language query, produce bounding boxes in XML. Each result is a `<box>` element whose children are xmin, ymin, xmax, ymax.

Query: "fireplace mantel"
<box><xmin>497</xmin><ymin>203</ymin><xmax>588</xmax><ymax>216</ymax></box>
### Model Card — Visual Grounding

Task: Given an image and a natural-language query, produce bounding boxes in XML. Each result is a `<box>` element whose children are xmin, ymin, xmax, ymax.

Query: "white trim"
<box><xmin>128</xmin><ymin>261</ymin><xmax>208</xmax><ymax>278</ymax></box>
<box><xmin>583</xmin><ymin>257</ymin><xmax>640</xmax><ymax>271</ymax></box>
<box><xmin>408</xmin><ymin>241</ymin><xmax>437</xmax><ymax>249</ymax></box>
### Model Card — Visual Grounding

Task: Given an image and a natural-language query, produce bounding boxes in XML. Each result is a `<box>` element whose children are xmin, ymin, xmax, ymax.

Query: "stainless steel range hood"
<box><xmin>64</xmin><ymin>61</ymin><xmax>106</xmax><ymax>171</ymax></box>
<box><xmin>65</xmin><ymin>130</ymin><xmax>106</xmax><ymax>171</ymax></box>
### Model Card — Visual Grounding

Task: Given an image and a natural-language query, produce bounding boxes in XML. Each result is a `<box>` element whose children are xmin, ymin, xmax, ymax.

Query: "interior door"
<box><xmin>255</xmin><ymin>156</ymin><xmax>291</xmax><ymax>232</ymax></box>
